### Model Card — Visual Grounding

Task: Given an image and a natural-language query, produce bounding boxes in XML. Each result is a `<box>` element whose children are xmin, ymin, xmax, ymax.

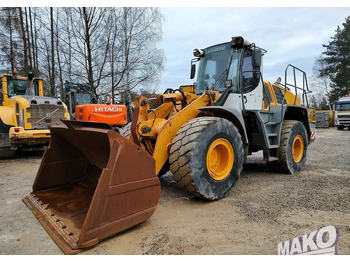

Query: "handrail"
<box><xmin>262</xmin><ymin>81</ymin><xmax>272</xmax><ymax>124</ymax></box>
<box><xmin>279</xmin><ymin>64</ymin><xmax>312</xmax><ymax>122</ymax></box>
<box><xmin>282</xmin><ymin>64</ymin><xmax>311</xmax><ymax>107</ymax></box>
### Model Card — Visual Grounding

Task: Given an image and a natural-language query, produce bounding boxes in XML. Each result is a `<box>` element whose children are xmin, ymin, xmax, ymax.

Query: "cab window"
<box><xmin>7</xmin><ymin>79</ymin><xmax>39</xmax><ymax>97</ymax></box>
<box><xmin>242</xmin><ymin>49</ymin><xmax>259</xmax><ymax>93</ymax></box>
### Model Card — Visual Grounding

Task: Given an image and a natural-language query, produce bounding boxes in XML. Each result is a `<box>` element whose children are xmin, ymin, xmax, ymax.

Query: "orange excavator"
<box><xmin>65</xmin><ymin>81</ymin><xmax>127</xmax><ymax>129</ymax></box>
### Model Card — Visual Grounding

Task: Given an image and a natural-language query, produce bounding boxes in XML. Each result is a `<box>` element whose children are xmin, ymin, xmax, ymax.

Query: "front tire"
<box><xmin>169</xmin><ymin>117</ymin><xmax>244</xmax><ymax>200</ymax></box>
<box><xmin>0</xmin><ymin>146</ymin><xmax>15</xmax><ymax>159</ymax></box>
<box><xmin>267</xmin><ymin>120</ymin><xmax>307</xmax><ymax>174</ymax></box>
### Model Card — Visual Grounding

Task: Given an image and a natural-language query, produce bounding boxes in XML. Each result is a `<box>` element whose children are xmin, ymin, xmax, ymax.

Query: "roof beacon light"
<box><xmin>231</xmin><ymin>36</ymin><xmax>251</xmax><ymax>48</ymax></box>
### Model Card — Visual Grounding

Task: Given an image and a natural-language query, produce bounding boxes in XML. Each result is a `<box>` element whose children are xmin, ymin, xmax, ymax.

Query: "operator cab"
<box><xmin>7</xmin><ymin>77</ymin><xmax>40</xmax><ymax>97</ymax></box>
<box><xmin>191</xmin><ymin>36</ymin><xmax>264</xmax><ymax>96</ymax></box>
<box><xmin>65</xmin><ymin>81</ymin><xmax>94</xmax><ymax>118</ymax></box>
<box><xmin>191</xmin><ymin>36</ymin><xmax>265</xmax><ymax>111</ymax></box>
<box><xmin>335</xmin><ymin>99</ymin><xmax>350</xmax><ymax>111</ymax></box>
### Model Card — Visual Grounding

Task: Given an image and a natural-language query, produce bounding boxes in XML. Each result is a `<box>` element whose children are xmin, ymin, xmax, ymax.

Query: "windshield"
<box><xmin>335</xmin><ymin>101</ymin><xmax>350</xmax><ymax>111</ymax></box>
<box><xmin>75</xmin><ymin>93</ymin><xmax>91</xmax><ymax>105</ymax></box>
<box><xmin>196</xmin><ymin>42</ymin><xmax>240</xmax><ymax>94</ymax></box>
<box><xmin>8</xmin><ymin>79</ymin><xmax>39</xmax><ymax>97</ymax></box>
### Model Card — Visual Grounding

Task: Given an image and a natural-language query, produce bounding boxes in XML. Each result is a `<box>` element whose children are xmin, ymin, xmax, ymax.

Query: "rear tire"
<box><xmin>267</xmin><ymin>120</ymin><xmax>307</xmax><ymax>174</ymax></box>
<box><xmin>169</xmin><ymin>117</ymin><xmax>244</xmax><ymax>200</ymax></box>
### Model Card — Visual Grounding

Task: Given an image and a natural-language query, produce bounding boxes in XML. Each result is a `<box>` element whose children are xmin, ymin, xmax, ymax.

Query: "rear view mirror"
<box><xmin>225</xmin><ymin>80</ymin><xmax>233</xmax><ymax>88</ymax></box>
<box><xmin>252</xmin><ymin>48</ymin><xmax>262</xmax><ymax>68</ymax></box>
<box><xmin>190</xmin><ymin>64</ymin><xmax>196</xmax><ymax>79</ymax></box>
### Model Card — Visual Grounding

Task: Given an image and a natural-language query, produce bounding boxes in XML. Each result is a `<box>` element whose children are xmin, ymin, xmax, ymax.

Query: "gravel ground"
<box><xmin>0</xmin><ymin>127</ymin><xmax>349</xmax><ymax>255</ymax></box>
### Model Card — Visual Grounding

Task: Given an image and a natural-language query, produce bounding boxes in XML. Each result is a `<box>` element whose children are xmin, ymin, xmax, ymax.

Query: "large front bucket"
<box><xmin>23</xmin><ymin>120</ymin><xmax>161</xmax><ymax>254</ymax></box>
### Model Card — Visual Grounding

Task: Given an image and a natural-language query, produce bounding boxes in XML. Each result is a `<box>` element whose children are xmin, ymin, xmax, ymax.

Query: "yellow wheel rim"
<box><xmin>292</xmin><ymin>135</ymin><xmax>304</xmax><ymax>163</ymax></box>
<box><xmin>206</xmin><ymin>138</ymin><xmax>234</xmax><ymax>181</ymax></box>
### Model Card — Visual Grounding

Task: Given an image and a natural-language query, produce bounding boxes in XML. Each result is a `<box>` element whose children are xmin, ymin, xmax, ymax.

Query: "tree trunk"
<box><xmin>18</xmin><ymin>7</ymin><xmax>28</xmax><ymax>74</ymax></box>
<box><xmin>8</xmin><ymin>9</ymin><xmax>14</xmax><ymax>73</ymax></box>
<box><xmin>125</xmin><ymin>72</ymin><xmax>133</xmax><ymax>122</ymax></box>
<box><xmin>82</xmin><ymin>7</ymin><xmax>95</xmax><ymax>97</ymax></box>
<box><xmin>25</xmin><ymin>7</ymin><xmax>33</xmax><ymax>71</ymax></box>
<box><xmin>33</xmin><ymin>8</ymin><xmax>39</xmax><ymax>74</ymax></box>
<box><xmin>29</xmin><ymin>8</ymin><xmax>37</xmax><ymax>74</ymax></box>
<box><xmin>55</xmin><ymin>9</ymin><xmax>64</xmax><ymax>101</ymax></box>
<box><xmin>50</xmin><ymin>7</ymin><xmax>55</xmax><ymax>96</ymax></box>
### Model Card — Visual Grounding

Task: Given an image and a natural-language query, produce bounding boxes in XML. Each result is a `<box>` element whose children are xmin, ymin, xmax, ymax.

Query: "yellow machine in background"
<box><xmin>0</xmin><ymin>72</ymin><xmax>69</xmax><ymax>158</ymax></box>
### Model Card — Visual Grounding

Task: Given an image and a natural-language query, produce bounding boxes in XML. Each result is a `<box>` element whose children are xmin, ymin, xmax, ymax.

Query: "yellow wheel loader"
<box><xmin>0</xmin><ymin>72</ymin><xmax>70</xmax><ymax>158</ymax></box>
<box><xmin>23</xmin><ymin>37</ymin><xmax>315</xmax><ymax>254</ymax></box>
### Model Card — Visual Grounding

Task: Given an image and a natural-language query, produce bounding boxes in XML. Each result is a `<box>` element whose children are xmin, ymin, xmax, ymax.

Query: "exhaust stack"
<box><xmin>25</xmin><ymin>72</ymin><xmax>35</xmax><ymax>96</ymax></box>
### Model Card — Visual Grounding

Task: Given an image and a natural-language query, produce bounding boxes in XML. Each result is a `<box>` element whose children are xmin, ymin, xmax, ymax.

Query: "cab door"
<box><xmin>240</xmin><ymin>49</ymin><xmax>263</xmax><ymax>111</ymax></box>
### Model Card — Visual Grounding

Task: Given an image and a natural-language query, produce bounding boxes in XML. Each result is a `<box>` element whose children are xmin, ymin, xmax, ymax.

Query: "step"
<box><xmin>268</xmin><ymin>156</ymin><xmax>278</xmax><ymax>161</ymax></box>
<box><xmin>264</xmin><ymin>121</ymin><xmax>278</xmax><ymax>125</ymax></box>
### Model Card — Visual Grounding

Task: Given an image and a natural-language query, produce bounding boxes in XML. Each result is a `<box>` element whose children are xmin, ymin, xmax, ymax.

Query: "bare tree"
<box><xmin>49</xmin><ymin>7</ymin><xmax>55</xmax><ymax>96</ymax></box>
<box><xmin>59</xmin><ymin>8</ymin><xmax>74</xmax><ymax>81</ymax></box>
<box><xmin>54</xmin><ymin>8</ymin><xmax>65</xmax><ymax>101</ymax></box>
<box><xmin>24</xmin><ymin>7</ymin><xmax>33</xmax><ymax>71</ymax></box>
<box><xmin>0</xmin><ymin>7</ymin><xmax>165</xmax><ymax>104</ymax></box>
<box><xmin>311</xmin><ymin>55</ymin><xmax>331</xmax><ymax>109</ymax></box>
<box><xmin>32</xmin><ymin>8</ymin><xmax>39</xmax><ymax>74</ymax></box>
<box><xmin>18</xmin><ymin>7</ymin><xmax>28</xmax><ymax>74</ymax></box>
<box><xmin>108</xmin><ymin>7</ymin><xmax>165</xmax><ymax>119</ymax></box>
<box><xmin>35</xmin><ymin>8</ymin><xmax>54</xmax><ymax>95</ymax></box>
<box><xmin>68</xmin><ymin>7</ymin><xmax>109</xmax><ymax>99</ymax></box>
<box><xmin>0</xmin><ymin>8</ymin><xmax>20</xmax><ymax>73</ymax></box>
<box><xmin>29</xmin><ymin>8</ymin><xmax>38</xmax><ymax>74</ymax></box>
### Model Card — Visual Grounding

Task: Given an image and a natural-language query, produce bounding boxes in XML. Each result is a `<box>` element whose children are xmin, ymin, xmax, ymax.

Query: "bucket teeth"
<box><xmin>23</xmin><ymin>193</ymin><xmax>80</xmax><ymax>250</ymax></box>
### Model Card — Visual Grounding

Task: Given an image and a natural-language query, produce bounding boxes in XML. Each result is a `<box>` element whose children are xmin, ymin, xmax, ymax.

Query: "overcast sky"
<box><xmin>157</xmin><ymin>7</ymin><xmax>350</xmax><ymax>93</ymax></box>
<box><xmin>12</xmin><ymin>2</ymin><xmax>350</xmax><ymax>94</ymax></box>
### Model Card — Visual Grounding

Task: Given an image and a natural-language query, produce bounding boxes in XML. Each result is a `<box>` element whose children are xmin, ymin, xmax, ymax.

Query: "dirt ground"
<box><xmin>0</xmin><ymin>127</ymin><xmax>349</xmax><ymax>255</ymax></box>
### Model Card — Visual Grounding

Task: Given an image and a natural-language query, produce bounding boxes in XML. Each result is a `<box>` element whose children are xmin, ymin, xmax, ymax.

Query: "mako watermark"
<box><xmin>278</xmin><ymin>226</ymin><xmax>339</xmax><ymax>255</ymax></box>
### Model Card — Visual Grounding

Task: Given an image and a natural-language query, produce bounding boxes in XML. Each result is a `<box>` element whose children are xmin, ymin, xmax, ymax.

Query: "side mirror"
<box><xmin>190</xmin><ymin>64</ymin><xmax>196</xmax><ymax>79</ymax></box>
<box><xmin>225</xmin><ymin>80</ymin><xmax>233</xmax><ymax>88</ymax></box>
<box><xmin>252</xmin><ymin>48</ymin><xmax>262</xmax><ymax>68</ymax></box>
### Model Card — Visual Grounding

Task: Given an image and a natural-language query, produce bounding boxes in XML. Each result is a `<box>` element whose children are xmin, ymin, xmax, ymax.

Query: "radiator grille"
<box><xmin>27</xmin><ymin>104</ymin><xmax>66</xmax><ymax>129</ymax></box>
